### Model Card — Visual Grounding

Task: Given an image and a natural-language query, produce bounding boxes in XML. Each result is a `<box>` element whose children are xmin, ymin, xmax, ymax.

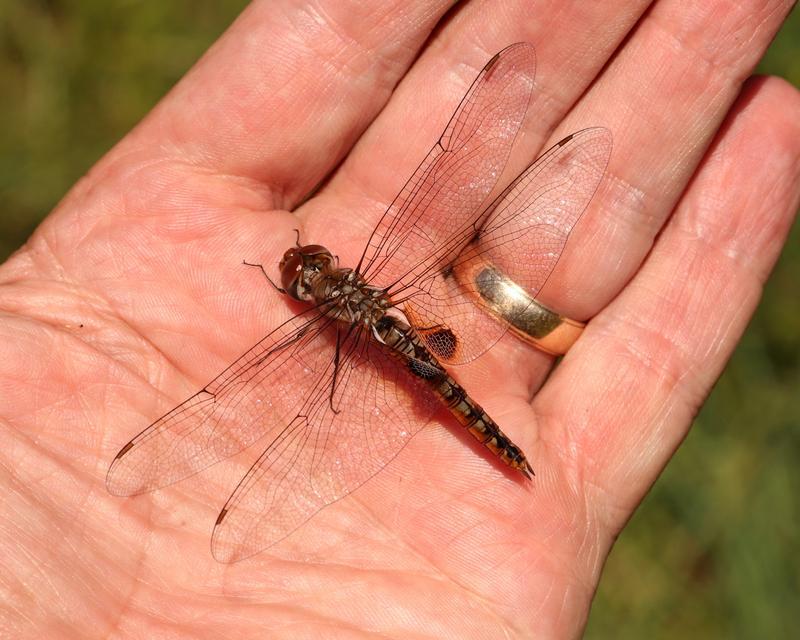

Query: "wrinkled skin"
<box><xmin>1</xmin><ymin>1</ymin><xmax>799</xmax><ymax>638</ymax></box>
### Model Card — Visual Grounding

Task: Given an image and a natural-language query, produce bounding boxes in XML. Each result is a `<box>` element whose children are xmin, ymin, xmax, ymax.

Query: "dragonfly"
<box><xmin>106</xmin><ymin>42</ymin><xmax>612</xmax><ymax>563</ymax></box>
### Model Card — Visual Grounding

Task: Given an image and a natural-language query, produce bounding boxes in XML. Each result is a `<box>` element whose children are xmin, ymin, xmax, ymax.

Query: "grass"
<box><xmin>1</xmin><ymin>2</ymin><xmax>798</xmax><ymax>636</ymax></box>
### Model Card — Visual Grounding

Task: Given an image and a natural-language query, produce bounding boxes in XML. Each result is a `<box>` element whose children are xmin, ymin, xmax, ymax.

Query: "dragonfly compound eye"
<box><xmin>279</xmin><ymin>250</ymin><xmax>304</xmax><ymax>295</ymax></box>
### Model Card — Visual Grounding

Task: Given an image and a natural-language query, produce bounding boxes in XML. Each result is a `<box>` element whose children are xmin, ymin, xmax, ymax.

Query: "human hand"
<box><xmin>2</xmin><ymin>1</ymin><xmax>798</xmax><ymax>638</ymax></box>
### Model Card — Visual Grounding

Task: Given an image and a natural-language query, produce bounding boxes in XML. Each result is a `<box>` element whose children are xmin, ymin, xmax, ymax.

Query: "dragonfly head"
<box><xmin>279</xmin><ymin>244</ymin><xmax>335</xmax><ymax>301</ymax></box>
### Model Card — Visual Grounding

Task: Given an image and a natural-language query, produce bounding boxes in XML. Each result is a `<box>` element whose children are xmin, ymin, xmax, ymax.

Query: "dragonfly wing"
<box><xmin>357</xmin><ymin>42</ymin><xmax>536</xmax><ymax>290</ymax></box>
<box><xmin>106</xmin><ymin>307</ymin><xmax>336</xmax><ymax>496</ymax></box>
<box><xmin>470</xmin><ymin>128</ymin><xmax>613</xmax><ymax>297</ymax></box>
<box><xmin>210</xmin><ymin>325</ymin><xmax>440</xmax><ymax>563</ymax></box>
<box><xmin>402</xmin><ymin>128</ymin><xmax>613</xmax><ymax>364</ymax></box>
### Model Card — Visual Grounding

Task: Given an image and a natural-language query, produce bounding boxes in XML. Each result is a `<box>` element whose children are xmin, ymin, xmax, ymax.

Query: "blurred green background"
<box><xmin>0</xmin><ymin>2</ymin><xmax>797</xmax><ymax>637</ymax></box>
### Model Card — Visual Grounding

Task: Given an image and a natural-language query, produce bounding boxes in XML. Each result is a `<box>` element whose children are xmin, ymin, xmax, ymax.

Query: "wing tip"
<box><xmin>210</xmin><ymin>517</ymin><xmax>250</xmax><ymax>564</ymax></box>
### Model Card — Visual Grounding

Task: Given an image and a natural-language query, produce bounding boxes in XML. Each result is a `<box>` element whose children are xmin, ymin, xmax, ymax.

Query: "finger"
<box><xmin>536</xmin><ymin>76</ymin><xmax>800</xmax><ymax>539</ymax></box>
<box><xmin>305</xmin><ymin>0</ymin><xmax>653</xmax><ymax>250</ymax></box>
<box><xmin>96</xmin><ymin>0</ymin><xmax>455</xmax><ymax>207</ymax></box>
<box><xmin>535</xmin><ymin>0</ymin><xmax>796</xmax><ymax>319</ymax></box>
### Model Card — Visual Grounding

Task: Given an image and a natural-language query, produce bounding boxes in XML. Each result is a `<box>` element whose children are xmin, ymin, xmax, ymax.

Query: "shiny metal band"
<box><xmin>462</xmin><ymin>262</ymin><xmax>585</xmax><ymax>356</ymax></box>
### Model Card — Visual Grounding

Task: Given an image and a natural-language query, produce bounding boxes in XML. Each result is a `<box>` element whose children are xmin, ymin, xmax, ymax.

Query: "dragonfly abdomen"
<box><xmin>375</xmin><ymin>313</ymin><xmax>533</xmax><ymax>479</ymax></box>
<box><xmin>434</xmin><ymin>374</ymin><xmax>533</xmax><ymax>478</ymax></box>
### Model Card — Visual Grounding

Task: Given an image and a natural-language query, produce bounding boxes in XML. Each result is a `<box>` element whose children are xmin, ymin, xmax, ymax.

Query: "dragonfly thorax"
<box><xmin>280</xmin><ymin>242</ymin><xmax>390</xmax><ymax>325</ymax></box>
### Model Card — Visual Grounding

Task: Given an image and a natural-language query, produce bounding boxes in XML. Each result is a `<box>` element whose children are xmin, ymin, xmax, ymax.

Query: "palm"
<box><xmin>2</xmin><ymin>2</ymin><xmax>798</xmax><ymax>638</ymax></box>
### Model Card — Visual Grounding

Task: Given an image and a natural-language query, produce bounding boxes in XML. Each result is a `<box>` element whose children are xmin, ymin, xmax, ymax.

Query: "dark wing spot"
<box><xmin>215</xmin><ymin>507</ymin><xmax>229</xmax><ymax>526</ymax></box>
<box><xmin>484</xmin><ymin>52</ymin><xmax>501</xmax><ymax>78</ymax></box>
<box><xmin>423</xmin><ymin>326</ymin><xmax>459</xmax><ymax>361</ymax></box>
<box><xmin>114</xmin><ymin>441</ymin><xmax>135</xmax><ymax>460</ymax></box>
<box><xmin>556</xmin><ymin>132</ymin><xmax>575</xmax><ymax>147</ymax></box>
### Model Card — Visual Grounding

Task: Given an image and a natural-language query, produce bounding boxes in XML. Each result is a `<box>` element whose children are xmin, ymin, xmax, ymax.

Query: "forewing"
<box><xmin>106</xmin><ymin>308</ymin><xmax>336</xmax><ymax>496</ymax></box>
<box><xmin>357</xmin><ymin>42</ymin><xmax>536</xmax><ymax>291</ymax></box>
<box><xmin>402</xmin><ymin>128</ymin><xmax>613</xmax><ymax>364</ymax></box>
<box><xmin>211</xmin><ymin>325</ymin><xmax>440</xmax><ymax>562</ymax></box>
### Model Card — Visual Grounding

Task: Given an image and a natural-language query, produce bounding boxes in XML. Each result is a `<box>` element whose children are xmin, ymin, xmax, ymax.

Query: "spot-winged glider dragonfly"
<box><xmin>107</xmin><ymin>42</ymin><xmax>612</xmax><ymax>562</ymax></box>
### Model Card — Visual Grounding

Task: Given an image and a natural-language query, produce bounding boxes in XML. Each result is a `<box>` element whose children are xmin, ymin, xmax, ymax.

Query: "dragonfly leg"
<box><xmin>242</xmin><ymin>260</ymin><xmax>285</xmax><ymax>294</ymax></box>
<box><xmin>328</xmin><ymin>326</ymin><xmax>344</xmax><ymax>415</ymax></box>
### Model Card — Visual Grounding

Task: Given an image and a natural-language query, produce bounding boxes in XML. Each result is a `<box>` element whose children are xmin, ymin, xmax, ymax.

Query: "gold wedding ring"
<box><xmin>458</xmin><ymin>261</ymin><xmax>585</xmax><ymax>356</ymax></box>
